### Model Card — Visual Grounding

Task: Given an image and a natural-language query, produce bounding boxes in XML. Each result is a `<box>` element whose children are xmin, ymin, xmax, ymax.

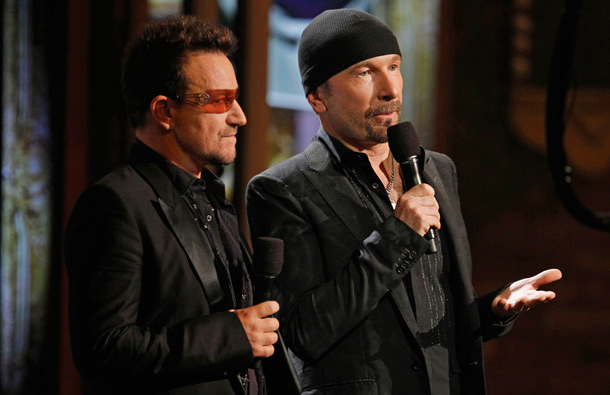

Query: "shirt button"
<box><xmin>192</xmin><ymin>203</ymin><xmax>198</xmax><ymax>209</ymax></box>
<box><xmin>372</xmin><ymin>183</ymin><xmax>379</xmax><ymax>189</ymax></box>
<box><xmin>206</xmin><ymin>215</ymin><xmax>213</xmax><ymax>222</ymax></box>
<box><xmin>396</xmin><ymin>265</ymin><xmax>405</xmax><ymax>274</ymax></box>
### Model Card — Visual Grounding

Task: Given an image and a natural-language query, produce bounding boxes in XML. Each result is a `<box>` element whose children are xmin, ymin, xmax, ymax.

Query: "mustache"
<box><xmin>365</xmin><ymin>101</ymin><xmax>402</xmax><ymax>119</ymax></box>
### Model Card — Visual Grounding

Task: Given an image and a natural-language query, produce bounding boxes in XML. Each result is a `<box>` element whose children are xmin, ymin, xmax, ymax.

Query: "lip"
<box><xmin>372</xmin><ymin>111</ymin><xmax>397</xmax><ymax>119</ymax></box>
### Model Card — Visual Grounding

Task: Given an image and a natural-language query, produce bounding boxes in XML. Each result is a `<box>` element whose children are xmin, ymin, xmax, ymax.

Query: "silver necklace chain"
<box><xmin>385</xmin><ymin>156</ymin><xmax>396</xmax><ymax>207</ymax></box>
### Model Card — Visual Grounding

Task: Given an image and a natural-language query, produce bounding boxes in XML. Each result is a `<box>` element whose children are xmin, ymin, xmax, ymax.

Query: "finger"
<box><xmin>529</xmin><ymin>291</ymin><xmax>556</xmax><ymax>303</ymax></box>
<box><xmin>429</xmin><ymin>212</ymin><xmax>441</xmax><ymax>231</ymax></box>
<box><xmin>509</xmin><ymin>298</ymin><xmax>530</xmax><ymax>313</ymax></box>
<box><xmin>400</xmin><ymin>195</ymin><xmax>439</xmax><ymax>210</ymax></box>
<box><xmin>499</xmin><ymin>297</ymin><xmax>520</xmax><ymax>314</ymax></box>
<box><xmin>412</xmin><ymin>217</ymin><xmax>440</xmax><ymax>237</ymax></box>
<box><xmin>496</xmin><ymin>298</ymin><xmax>511</xmax><ymax>312</ymax></box>
<box><xmin>252</xmin><ymin>331</ymin><xmax>279</xmax><ymax>358</ymax></box>
<box><xmin>254</xmin><ymin>344</ymin><xmax>276</xmax><ymax>359</ymax></box>
<box><xmin>252</xmin><ymin>329</ymin><xmax>279</xmax><ymax>345</ymax></box>
<box><xmin>252</xmin><ymin>300</ymin><xmax>280</xmax><ymax>318</ymax></box>
<box><xmin>259</xmin><ymin>317</ymin><xmax>280</xmax><ymax>333</ymax></box>
<box><xmin>264</xmin><ymin>330</ymin><xmax>279</xmax><ymax>346</ymax></box>
<box><xmin>396</xmin><ymin>198</ymin><xmax>439</xmax><ymax>221</ymax></box>
<box><xmin>506</xmin><ymin>294</ymin><xmax>530</xmax><ymax>307</ymax></box>
<box><xmin>405</xmin><ymin>183</ymin><xmax>435</xmax><ymax>198</ymax></box>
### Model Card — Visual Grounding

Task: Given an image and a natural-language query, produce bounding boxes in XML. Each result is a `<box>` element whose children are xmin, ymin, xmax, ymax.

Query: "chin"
<box><xmin>208</xmin><ymin>152</ymin><xmax>236</xmax><ymax>166</ymax></box>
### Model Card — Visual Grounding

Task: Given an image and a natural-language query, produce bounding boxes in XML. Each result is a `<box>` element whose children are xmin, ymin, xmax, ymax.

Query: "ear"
<box><xmin>150</xmin><ymin>95</ymin><xmax>173</xmax><ymax>130</ymax></box>
<box><xmin>307</xmin><ymin>88</ymin><xmax>327</xmax><ymax>114</ymax></box>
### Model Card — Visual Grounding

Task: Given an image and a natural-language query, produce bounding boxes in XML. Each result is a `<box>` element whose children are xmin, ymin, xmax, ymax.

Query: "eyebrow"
<box><xmin>351</xmin><ymin>55</ymin><xmax>402</xmax><ymax>70</ymax></box>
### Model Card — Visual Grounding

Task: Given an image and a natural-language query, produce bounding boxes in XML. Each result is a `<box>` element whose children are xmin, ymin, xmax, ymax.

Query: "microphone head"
<box><xmin>387</xmin><ymin>121</ymin><xmax>421</xmax><ymax>162</ymax></box>
<box><xmin>252</xmin><ymin>237</ymin><xmax>284</xmax><ymax>277</ymax></box>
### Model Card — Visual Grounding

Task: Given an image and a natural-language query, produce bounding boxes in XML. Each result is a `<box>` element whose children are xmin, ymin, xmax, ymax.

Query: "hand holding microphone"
<box><xmin>232</xmin><ymin>237</ymin><xmax>283</xmax><ymax>358</ymax></box>
<box><xmin>387</xmin><ymin>122</ymin><xmax>440</xmax><ymax>254</ymax></box>
<box><xmin>232</xmin><ymin>301</ymin><xmax>279</xmax><ymax>358</ymax></box>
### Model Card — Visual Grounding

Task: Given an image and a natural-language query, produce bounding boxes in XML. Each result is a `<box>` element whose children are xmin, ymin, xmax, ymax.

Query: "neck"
<box><xmin>356</xmin><ymin>141</ymin><xmax>389</xmax><ymax>169</ymax></box>
<box><xmin>321</xmin><ymin>127</ymin><xmax>396</xmax><ymax>186</ymax></box>
<box><xmin>356</xmin><ymin>142</ymin><xmax>395</xmax><ymax>189</ymax></box>
<box><xmin>330</xmin><ymin>133</ymin><xmax>391</xmax><ymax>171</ymax></box>
<box><xmin>136</xmin><ymin>127</ymin><xmax>203</xmax><ymax>178</ymax></box>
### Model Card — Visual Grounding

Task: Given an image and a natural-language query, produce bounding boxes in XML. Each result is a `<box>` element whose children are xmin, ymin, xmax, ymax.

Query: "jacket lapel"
<box><xmin>422</xmin><ymin>154</ymin><xmax>475</xmax><ymax>300</ymax></box>
<box><xmin>132</xmin><ymin>160</ymin><xmax>226</xmax><ymax>310</ymax></box>
<box><xmin>302</xmin><ymin>139</ymin><xmax>374</xmax><ymax>242</ymax></box>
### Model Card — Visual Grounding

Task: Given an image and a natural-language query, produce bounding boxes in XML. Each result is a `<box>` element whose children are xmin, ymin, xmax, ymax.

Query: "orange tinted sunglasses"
<box><xmin>174</xmin><ymin>89</ymin><xmax>238</xmax><ymax>113</ymax></box>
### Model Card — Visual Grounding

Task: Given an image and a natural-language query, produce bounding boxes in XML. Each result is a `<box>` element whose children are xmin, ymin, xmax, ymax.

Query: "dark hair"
<box><xmin>122</xmin><ymin>15</ymin><xmax>237</xmax><ymax>128</ymax></box>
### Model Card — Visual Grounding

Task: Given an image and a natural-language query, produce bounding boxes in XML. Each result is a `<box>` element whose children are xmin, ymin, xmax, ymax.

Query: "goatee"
<box><xmin>364</xmin><ymin>101</ymin><xmax>402</xmax><ymax>143</ymax></box>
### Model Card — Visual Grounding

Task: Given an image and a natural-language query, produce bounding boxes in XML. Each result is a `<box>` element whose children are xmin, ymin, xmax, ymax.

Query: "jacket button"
<box><xmin>396</xmin><ymin>265</ymin><xmax>405</xmax><ymax>274</ymax></box>
<box><xmin>411</xmin><ymin>362</ymin><xmax>423</xmax><ymax>371</ymax></box>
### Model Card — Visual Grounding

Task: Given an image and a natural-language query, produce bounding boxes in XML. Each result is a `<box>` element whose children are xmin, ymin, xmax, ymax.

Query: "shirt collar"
<box><xmin>131</xmin><ymin>139</ymin><xmax>228</xmax><ymax>202</ymax></box>
<box><xmin>316</xmin><ymin>127</ymin><xmax>370</xmax><ymax>167</ymax></box>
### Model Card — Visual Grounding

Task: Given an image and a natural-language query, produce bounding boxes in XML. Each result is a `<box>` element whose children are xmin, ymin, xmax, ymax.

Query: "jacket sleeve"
<box><xmin>476</xmin><ymin>286</ymin><xmax>517</xmax><ymax>341</ymax></box>
<box><xmin>65</xmin><ymin>182</ymin><xmax>253</xmax><ymax>379</ymax></box>
<box><xmin>246</xmin><ymin>172</ymin><xmax>429</xmax><ymax>362</ymax></box>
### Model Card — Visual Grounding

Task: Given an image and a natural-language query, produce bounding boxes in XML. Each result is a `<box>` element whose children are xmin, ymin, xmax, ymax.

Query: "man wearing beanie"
<box><xmin>247</xmin><ymin>9</ymin><xmax>561</xmax><ymax>395</ymax></box>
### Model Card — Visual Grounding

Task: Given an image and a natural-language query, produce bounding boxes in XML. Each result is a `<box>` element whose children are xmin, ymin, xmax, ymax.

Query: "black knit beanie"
<box><xmin>298</xmin><ymin>9</ymin><xmax>401</xmax><ymax>95</ymax></box>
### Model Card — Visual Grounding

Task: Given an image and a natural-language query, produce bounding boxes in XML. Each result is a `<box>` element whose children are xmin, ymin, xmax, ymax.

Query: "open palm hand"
<box><xmin>492</xmin><ymin>269</ymin><xmax>562</xmax><ymax>316</ymax></box>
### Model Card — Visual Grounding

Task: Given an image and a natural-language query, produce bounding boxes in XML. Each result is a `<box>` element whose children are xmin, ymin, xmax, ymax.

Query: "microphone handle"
<box><xmin>401</xmin><ymin>157</ymin><xmax>438</xmax><ymax>254</ymax></box>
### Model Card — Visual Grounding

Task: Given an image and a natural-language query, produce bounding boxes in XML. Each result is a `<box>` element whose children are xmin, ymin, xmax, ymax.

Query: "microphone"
<box><xmin>387</xmin><ymin>121</ymin><xmax>438</xmax><ymax>254</ymax></box>
<box><xmin>252</xmin><ymin>237</ymin><xmax>284</xmax><ymax>304</ymax></box>
<box><xmin>252</xmin><ymin>237</ymin><xmax>300</xmax><ymax>394</ymax></box>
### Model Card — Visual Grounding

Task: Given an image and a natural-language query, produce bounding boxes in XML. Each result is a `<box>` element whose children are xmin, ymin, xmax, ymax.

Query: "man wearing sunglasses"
<box><xmin>65</xmin><ymin>15</ymin><xmax>278</xmax><ymax>394</ymax></box>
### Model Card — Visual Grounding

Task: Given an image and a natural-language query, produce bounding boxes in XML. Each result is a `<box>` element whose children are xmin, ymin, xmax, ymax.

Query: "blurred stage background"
<box><xmin>1</xmin><ymin>0</ymin><xmax>609</xmax><ymax>393</ymax></box>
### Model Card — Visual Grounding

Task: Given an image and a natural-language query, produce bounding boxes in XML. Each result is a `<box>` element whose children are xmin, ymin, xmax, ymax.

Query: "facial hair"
<box><xmin>175</xmin><ymin>127</ymin><xmax>237</xmax><ymax>168</ymax></box>
<box><xmin>364</xmin><ymin>101</ymin><xmax>402</xmax><ymax>143</ymax></box>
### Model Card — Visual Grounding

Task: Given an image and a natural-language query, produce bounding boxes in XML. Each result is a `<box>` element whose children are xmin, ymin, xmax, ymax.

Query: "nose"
<box><xmin>228</xmin><ymin>100</ymin><xmax>247</xmax><ymax>126</ymax></box>
<box><xmin>377</xmin><ymin>71</ymin><xmax>401</xmax><ymax>101</ymax></box>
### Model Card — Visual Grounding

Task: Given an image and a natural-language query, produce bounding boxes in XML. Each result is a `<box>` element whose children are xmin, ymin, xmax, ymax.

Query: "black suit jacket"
<box><xmin>65</xmin><ymin>142</ymin><xmax>257</xmax><ymax>394</ymax></box>
<box><xmin>246</xmin><ymin>133</ymin><xmax>512</xmax><ymax>394</ymax></box>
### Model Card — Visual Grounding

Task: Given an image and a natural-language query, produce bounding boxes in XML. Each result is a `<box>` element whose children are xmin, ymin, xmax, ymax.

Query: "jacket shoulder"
<box><xmin>249</xmin><ymin>151</ymin><xmax>310</xmax><ymax>187</ymax></box>
<box><xmin>426</xmin><ymin>149</ymin><xmax>455</xmax><ymax>167</ymax></box>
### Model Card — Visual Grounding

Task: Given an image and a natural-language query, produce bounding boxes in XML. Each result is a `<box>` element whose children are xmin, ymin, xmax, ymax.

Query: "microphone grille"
<box><xmin>387</xmin><ymin>121</ymin><xmax>421</xmax><ymax>162</ymax></box>
<box><xmin>252</xmin><ymin>237</ymin><xmax>284</xmax><ymax>277</ymax></box>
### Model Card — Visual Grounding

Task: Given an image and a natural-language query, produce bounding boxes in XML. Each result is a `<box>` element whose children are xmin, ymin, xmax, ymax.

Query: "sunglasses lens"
<box><xmin>201</xmin><ymin>89</ymin><xmax>238</xmax><ymax>113</ymax></box>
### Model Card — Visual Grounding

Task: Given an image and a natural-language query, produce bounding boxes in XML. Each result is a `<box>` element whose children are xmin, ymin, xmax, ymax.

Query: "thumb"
<box><xmin>532</xmin><ymin>269</ymin><xmax>562</xmax><ymax>288</ymax></box>
<box><xmin>405</xmin><ymin>183</ymin><xmax>435</xmax><ymax>198</ymax></box>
